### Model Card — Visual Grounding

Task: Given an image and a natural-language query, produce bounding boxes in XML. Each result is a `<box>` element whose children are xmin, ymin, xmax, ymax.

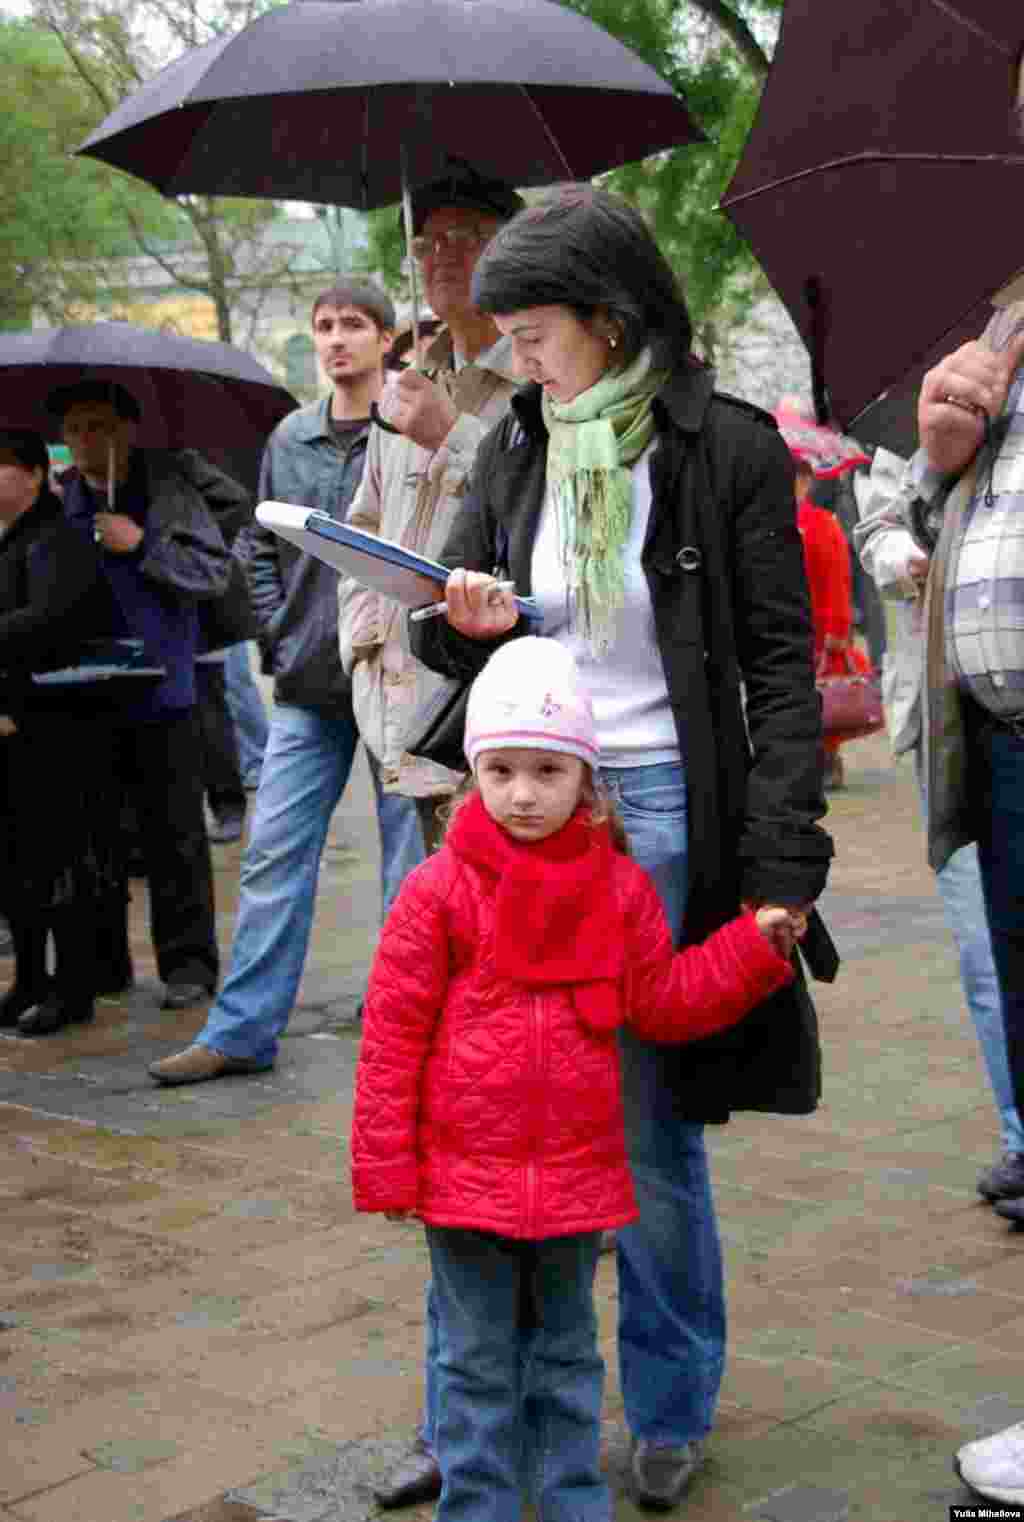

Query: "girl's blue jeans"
<box><xmin>425</xmin><ymin>1226</ymin><xmax>609</xmax><ymax>1522</ymax></box>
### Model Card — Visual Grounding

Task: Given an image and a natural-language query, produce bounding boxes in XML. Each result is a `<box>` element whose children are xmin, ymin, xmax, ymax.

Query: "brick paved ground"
<box><xmin>1</xmin><ymin>736</ymin><xmax>1022</xmax><ymax>1522</ymax></box>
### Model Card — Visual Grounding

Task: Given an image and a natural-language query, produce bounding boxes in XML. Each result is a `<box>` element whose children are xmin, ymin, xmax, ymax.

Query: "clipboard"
<box><xmin>256</xmin><ymin>502</ymin><xmax>538</xmax><ymax>617</ymax></box>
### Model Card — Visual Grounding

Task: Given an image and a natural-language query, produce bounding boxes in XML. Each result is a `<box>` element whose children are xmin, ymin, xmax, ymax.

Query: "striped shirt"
<box><xmin>946</xmin><ymin>336</ymin><xmax>1024</xmax><ymax>717</ymax></box>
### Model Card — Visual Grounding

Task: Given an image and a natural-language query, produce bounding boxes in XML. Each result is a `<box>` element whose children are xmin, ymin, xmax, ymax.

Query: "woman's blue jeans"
<box><xmin>602</xmin><ymin>762</ymin><xmax>724</xmax><ymax>1447</ymax></box>
<box><xmin>426</xmin><ymin>1226</ymin><xmax>609</xmax><ymax>1522</ymax></box>
<box><xmin>420</xmin><ymin>761</ymin><xmax>722</xmax><ymax>1456</ymax></box>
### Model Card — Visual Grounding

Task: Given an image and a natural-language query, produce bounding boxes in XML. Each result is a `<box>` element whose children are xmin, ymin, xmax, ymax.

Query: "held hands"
<box><xmin>379</xmin><ymin>370</ymin><xmax>457</xmax><ymax>452</ymax></box>
<box><xmin>444</xmin><ymin>568</ymin><xmax>519</xmax><ymax>639</ymax></box>
<box><xmin>94</xmin><ymin>512</ymin><xmax>144</xmax><ymax>554</ymax></box>
<box><xmin>918</xmin><ymin>334</ymin><xmax>1024</xmax><ymax>477</ymax></box>
<box><xmin>748</xmin><ymin>903</ymin><xmax>809</xmax><ymax>962</ymax></box>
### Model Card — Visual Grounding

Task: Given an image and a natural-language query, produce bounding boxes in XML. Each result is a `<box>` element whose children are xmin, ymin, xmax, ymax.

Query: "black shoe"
<box><xmin>372</xmin><ymin>1441</ymin><xmax>442</xmax><ymax>1510</ymax></box>
<box><xmin>18</xmin><ymin>995</ymin><xmax>94</xmax><ymax>1035</ymax></box>
<box><xmin>978</xmin><ymin>1152</ymin><xmax>1024</xmax><ymax>1201</ymax></box>
<box><xmin>0</xmin><ymin>984</ymin><xmax>49</xmax><ymax>1029</ymax></box>
<box><xmin>161</xmin><ymin>982</ymin><xmax>214</xmax><ymax>1011</ymax></box>
<box><xmin>994</xmin><ymin>1196</ymin><xmax>1024</xmax><ymax>1225</ymax></box>
<box><xmin>207</xmin><ymin>811</ymin><xmax>245</xmax><ymax>844</ymax></box>
<box><xmin>629</xmin><ymin>1438</ymin><xmax>705</xmax><ymax>1510</ymax></box>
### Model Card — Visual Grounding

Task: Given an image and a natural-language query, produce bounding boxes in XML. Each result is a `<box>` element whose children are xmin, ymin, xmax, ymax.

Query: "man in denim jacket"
<box><xmin>150</xmin><ymin>279</ymin><xmax>425</xmax><ymax>1085</ymax></box>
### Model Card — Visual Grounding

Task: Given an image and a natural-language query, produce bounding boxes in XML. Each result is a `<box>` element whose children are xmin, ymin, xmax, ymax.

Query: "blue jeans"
<box><xmin>223</xmin><ymin>642</ymin><xmax>269</xmax><ymax>787</ymax></box>
<box><xmin>970</xmin><ymin>718</ymin><xmax>1024</xmax><ymax>1125</ymax></box>
<box><xmin>915</xmin><ymin>754</ymin><xmax>1024</xmax><ymax>1154</ymax></box>
<box><xmin>426</xmin><ymin>1226</ymin><xmax>609</xmax><ymax>1522</ymax></box>
<box><xmin>603</xmin><ymin>761</ymin><xmax>723</xmax><ymax>1447</ymax></box>
<box><xmin>196</xmin><ymin>701</ymin><xmax>424</xmax><ymax>1067</ymax></box>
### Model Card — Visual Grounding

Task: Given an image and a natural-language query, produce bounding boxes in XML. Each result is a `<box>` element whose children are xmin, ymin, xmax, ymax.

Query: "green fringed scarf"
<box><xmin>541</xmin><ymin>348</ymin><xmax>666</xmax><ymax>657</ymax></box>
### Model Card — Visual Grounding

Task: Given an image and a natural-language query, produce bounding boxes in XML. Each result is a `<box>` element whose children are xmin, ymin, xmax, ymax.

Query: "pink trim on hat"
<box><xmin>467</xmin><ymin>728</ymin><xmax>600</xmax><ymax>761</ymax></box>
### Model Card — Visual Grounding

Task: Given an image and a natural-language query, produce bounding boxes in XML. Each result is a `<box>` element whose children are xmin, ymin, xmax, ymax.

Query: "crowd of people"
<box><xmin>5</xmin><ymin>133</ymin><xmax>1024</xmax><ymax>1514</ymax></box>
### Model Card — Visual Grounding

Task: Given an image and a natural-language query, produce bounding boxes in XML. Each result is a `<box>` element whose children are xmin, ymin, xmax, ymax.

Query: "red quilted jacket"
<box><xmin>351</xmin><ymin>798</ymin><xmax>793</xmax><ymax>1240</ymax></box>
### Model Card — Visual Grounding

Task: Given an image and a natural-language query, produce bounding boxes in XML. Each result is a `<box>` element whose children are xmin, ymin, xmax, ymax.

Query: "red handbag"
<box><xmin>816</xmin><ymin>645</ymin><xmax>885</xmax><ymax>740</ymax></box>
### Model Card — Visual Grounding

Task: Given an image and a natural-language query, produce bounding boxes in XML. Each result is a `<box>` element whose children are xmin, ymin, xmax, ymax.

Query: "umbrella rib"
<box><xmin>927</xmin><ymin>0</ymin><xmax>1013</xmax><ymax>53</ymax></box>
<box><xmin>721</xmin><ymin>151</ymin><xmax>1024</xmax><ymax>208</ymax></box>
<box><xmin>513</xmin><ymin>84</ymin><xmax>574</xmax><ymax>179</ymax></box>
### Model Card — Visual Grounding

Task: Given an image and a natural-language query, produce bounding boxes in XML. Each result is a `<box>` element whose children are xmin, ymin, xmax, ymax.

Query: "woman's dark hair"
<box><xmin>0</xmin><ymin>428</ymin><xmax>50</xmax><ymax>477</ymax></box>
<box><xmin>470</xmin><ymin>184</ymin><xmax>695</xmax><ymax>370</ymax></box>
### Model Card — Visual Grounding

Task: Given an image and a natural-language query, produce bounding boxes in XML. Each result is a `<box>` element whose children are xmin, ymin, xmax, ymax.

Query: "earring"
<box><xmin>608</xmin><ymin>333</ymin><xmax>618</xmax><ymax>350</ymax></box>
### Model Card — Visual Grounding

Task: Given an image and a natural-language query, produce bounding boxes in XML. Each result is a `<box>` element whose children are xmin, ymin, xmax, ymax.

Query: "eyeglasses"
<box><xmin>408</xmin><ymin>226</ymin><xmax>488</xmax><ymax>263</ymax></box>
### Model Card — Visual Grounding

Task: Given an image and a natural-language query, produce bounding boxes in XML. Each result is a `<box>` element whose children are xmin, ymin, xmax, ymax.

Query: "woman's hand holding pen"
<box><xmin>443</xmin><ymin>568</ymin><xmax>520</xmax><ymax>639</ymax></box>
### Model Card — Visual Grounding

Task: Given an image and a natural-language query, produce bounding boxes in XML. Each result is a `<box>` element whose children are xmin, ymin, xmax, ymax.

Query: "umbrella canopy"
<box><xmin>0</xmin><ymin>324</ymin><xmax>297</xmax><ymax>452</ymax></box>
<box><xmin>773</xmin><ymin>399</ymin><xmax>869</xmax><ymax>479</ymax></box>
<box><xmin>721</xmin><ymin>0</ymin><xmax>1024</xmax><ymax>431</ymax></box>
<box><xmin>77</xmin><ymin>0</ymin><xmax>702</xmax><ymax>207</ymax></box>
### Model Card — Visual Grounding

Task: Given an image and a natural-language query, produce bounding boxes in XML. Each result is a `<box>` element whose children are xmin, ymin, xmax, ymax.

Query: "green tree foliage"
<box><xmin>0</xmin><ymin>17</ymin><xmax>177</xmax><ymax>327</ymax></box>
<box><xmin>359</xmin><ymin>0</ymin><xmax>782</xmax><ymax>360</ymax></box>
<box><xmin>6</xmin><ymin>0</ymin><xmax>328</xmax><ymax>342</ymax></box>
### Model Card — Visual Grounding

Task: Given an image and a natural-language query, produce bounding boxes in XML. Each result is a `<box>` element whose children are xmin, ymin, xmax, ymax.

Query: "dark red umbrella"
<box><xmin>721</xmin><ymin>0</ymin><xmax>1024</xmax><ymax>432</ymax></box>
<box><xmin>77</xmin><ymin>0</ymin><xmax>702</xmax><ymax>208</ymax></box>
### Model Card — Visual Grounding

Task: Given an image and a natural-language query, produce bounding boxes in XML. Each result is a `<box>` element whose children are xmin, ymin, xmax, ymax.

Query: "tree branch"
<box><xmin>692</xmin><ymin>0</ymin><xmax>771</xmax><ymax>81</ymax></box>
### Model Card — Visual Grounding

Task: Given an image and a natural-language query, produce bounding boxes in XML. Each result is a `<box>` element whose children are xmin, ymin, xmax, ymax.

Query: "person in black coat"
<box><xmin>409</xmin><ymin>186</ymin><xmax>834</xmax><ymax>1511</ymax></box>
<box><xmin>0</xmin><ymin>429</ymin><xmax>122</xmax><ymax>1034</ymax></box>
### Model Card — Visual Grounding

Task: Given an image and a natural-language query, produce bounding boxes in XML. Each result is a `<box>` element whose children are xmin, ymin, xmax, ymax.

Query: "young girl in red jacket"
<box><xmin>351</xmin><ymin>637</ymin><xmax>798</xmax><ymax>1522</ymax></box>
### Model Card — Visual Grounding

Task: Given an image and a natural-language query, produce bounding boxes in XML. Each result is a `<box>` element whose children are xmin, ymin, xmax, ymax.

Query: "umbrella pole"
<box><xmin>399</xmin><ymin>142</ymin><xmax>421</xmax><ymax>370</ymax></box>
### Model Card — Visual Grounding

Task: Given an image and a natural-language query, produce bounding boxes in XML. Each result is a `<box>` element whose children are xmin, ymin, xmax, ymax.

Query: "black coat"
<box><xmin>0</xmin><ymin>489</ymin><xmax>119</xmax><ymax>711</ymax></box>
<box><xmin>412</xmin><ymin>364</ymin><xmax>834</xmax><ymax>1122</ymax></box>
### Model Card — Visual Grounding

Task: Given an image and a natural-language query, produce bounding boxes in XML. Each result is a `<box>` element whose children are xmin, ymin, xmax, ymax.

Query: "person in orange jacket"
<box><xmin>794</xmin><ymin>459</ymin><xmax>870</xmax><ymax>790</ymax></box>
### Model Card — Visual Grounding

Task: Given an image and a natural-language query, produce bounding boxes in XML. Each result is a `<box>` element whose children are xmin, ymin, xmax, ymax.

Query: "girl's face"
<box><xmin>476</xmin><ymin>748</ymin><xmax>587</xmax><ymax>842</ymax></box>
<box><xmin>493</xmin><ymin>305</ymin><xmax>612</xmax><ymax>403</ymax></box>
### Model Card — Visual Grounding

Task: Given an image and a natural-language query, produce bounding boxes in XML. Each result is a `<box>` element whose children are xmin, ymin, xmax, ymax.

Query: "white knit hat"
<box><xmin>464</xmin><ymin>637</ymin><xmax>598</xmax><ymax>771</ymax></box>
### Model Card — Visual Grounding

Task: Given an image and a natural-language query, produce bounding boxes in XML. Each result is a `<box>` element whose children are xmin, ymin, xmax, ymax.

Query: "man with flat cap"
<box><xmin>338</xmin><ymin>163</ymin><xmax>526</xmax><ymax>1511</ymax></box>
<box><xmin>339</xmin><ymin>160</ymin><xmax>524</xmax><ymax>859</ymax></box>
<box><xmin>52</xmin><ymin>379</ymin><xmax>251</xmax><ymax>1010</ymax></box>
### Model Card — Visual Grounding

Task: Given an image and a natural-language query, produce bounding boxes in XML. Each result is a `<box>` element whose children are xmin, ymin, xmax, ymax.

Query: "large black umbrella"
<box><xmin>0</xmin><ymin>324</ymin><xmax>297</xmax><ymax>452</ymax></box>
<box><xmin>720</xmin><ymin>0</ymin><xmax>1024</xmax><ymax>432</ymax></box>
<box><xmin>77</xmin><ymin>0</ymin><xmax>702</xmax><ymax>208</ymax></box>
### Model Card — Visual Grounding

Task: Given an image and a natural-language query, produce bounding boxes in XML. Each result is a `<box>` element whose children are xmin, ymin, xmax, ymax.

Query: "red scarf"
<box><xmin>447</xmin><ymin>792</ymin><xmax>625</xmax><ymax>1032</ymax></box>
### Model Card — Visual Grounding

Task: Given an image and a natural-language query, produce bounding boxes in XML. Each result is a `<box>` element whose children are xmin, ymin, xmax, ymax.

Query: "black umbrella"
<box><xmin>720</xmin><ymin>0</ymin><xmax>1024</xmax><ymax>431</ymax></box>
<box><xmin>0</xmin><ymin>324</ymin><xmax>297</xmax><ymax>452</ymax></box>
<box><xmin>77</xmin><ymin>0</ymin><xmax>702</xmax><ymax>209</ymax></box>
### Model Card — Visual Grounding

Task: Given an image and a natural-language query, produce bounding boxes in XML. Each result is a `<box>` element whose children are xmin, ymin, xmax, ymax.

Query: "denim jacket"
<box><xmin>243</xmin><ymin>398</ymin><xmax>368</xmax><ymax>713</ymax></box>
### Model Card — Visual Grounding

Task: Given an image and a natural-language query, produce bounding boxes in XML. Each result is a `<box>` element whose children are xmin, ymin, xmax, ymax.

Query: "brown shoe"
<box><xmin>147</xmin><ymin>1044</ymin><xmax>269</xmax><ymax>1086</ymax></box>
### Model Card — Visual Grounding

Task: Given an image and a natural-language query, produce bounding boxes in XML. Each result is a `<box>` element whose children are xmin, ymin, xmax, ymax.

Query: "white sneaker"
<box><xmin>956</xmin><ymin>1422</ymin><xmax>1024</xmax><ymax>1503</ymax></box>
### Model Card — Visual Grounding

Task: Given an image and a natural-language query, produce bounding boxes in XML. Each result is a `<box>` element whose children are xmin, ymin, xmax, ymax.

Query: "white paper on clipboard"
<box><xmin>256</xmin><ymin>502</ymin><xmax>450</xmax><ymax>607</ymax></box>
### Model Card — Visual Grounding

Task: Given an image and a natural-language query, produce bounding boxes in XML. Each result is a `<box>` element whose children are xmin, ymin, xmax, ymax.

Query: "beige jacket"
<box><xmin>338</xmin><ymin>331</ymin><xmax>520</xmax><ymax>797</ymax></box>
